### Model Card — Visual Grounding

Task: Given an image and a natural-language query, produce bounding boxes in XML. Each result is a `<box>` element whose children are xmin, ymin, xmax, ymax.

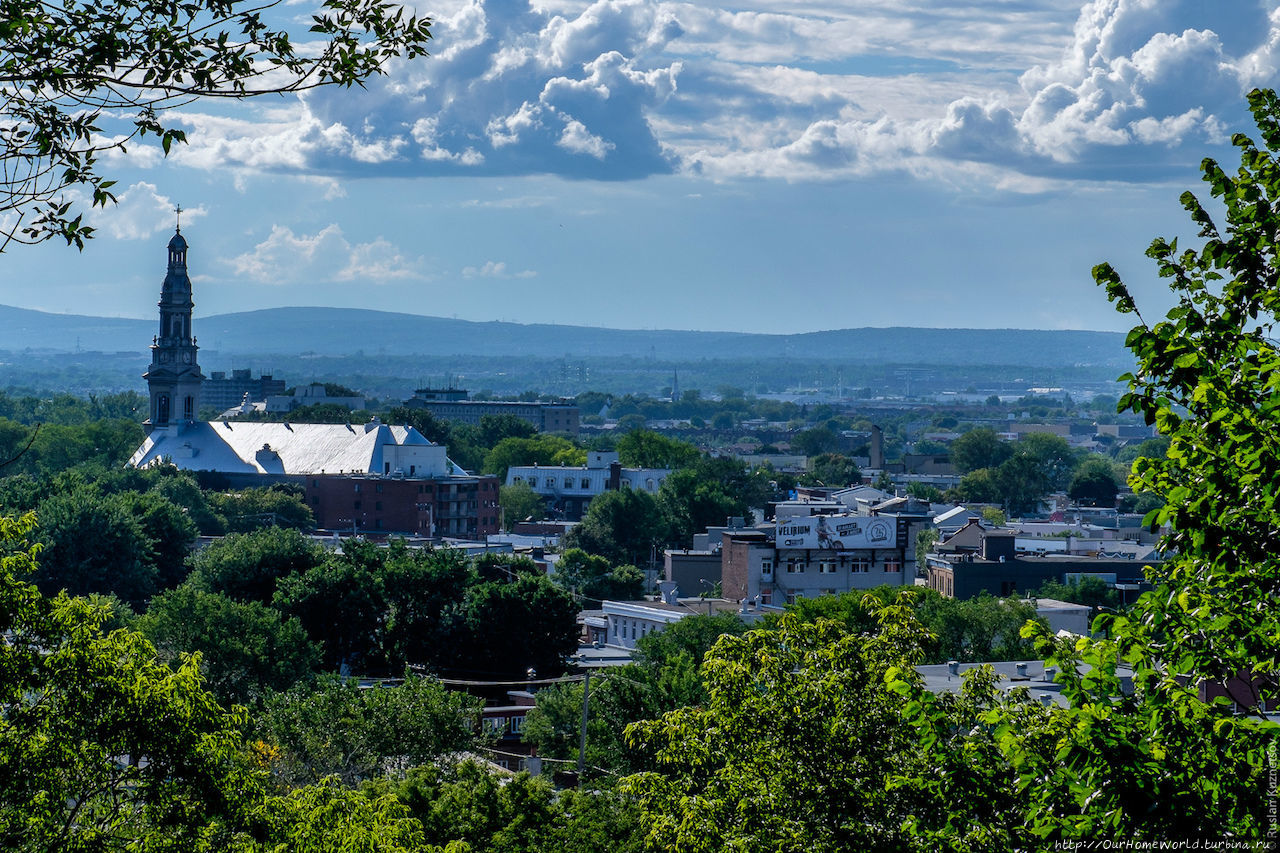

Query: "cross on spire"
<box><xmin>174</xmin><ymin>204</ymin><xmax>183</xmax><ymax>233</ymax></box>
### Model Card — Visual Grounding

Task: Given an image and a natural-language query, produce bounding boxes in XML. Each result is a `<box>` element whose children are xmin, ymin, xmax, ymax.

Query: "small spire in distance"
<box><xmin>174</xmin><ymin>203</ymin><xmax>183</xmax><ymax>233</ymax></box>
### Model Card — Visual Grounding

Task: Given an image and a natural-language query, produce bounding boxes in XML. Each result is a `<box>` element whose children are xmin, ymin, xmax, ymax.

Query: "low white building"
<box><xmin>506</xmin><ymin>451</ymin><xmax>670</xmax><ymax>520</ymax></box>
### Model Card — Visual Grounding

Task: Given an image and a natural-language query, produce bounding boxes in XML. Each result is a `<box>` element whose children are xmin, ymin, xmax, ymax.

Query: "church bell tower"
<box><xmin>143</xmin><ymin>213</ymin><xmax>203</xmax><ymax>434</ymax></box>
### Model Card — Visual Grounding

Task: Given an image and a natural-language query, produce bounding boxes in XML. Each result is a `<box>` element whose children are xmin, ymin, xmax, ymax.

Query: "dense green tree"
<box><xmin>625</xmin><ymin>608</ymin><xmax>928</xmax><ymax>851</ymax></box>
<box><xmin>188</xmin><ymin>527</ymin><xmax>326</xmax><ymax>605</ymax></box>
<box><xmin>947</xmin><ymin>466</ymin><xmax>1001</xmax><ymax>504</ymax></box>
<box><xmin>994</xmin><ymin>453</ymin><xmax>1050</xmax><ymax>516</ymax></box>
<box><xmin>0</xmin><ymin>515</ymin><xmax>259</xmax><ymax>849</ymax></box>
<box><xmin>883</xmin><ymin>89</ymin><xmax>1280</xmax><ymax>846</ymax></box>
<box><xmin>776</xmin><ymin>587</ymin><xmax>1041</xmax><ymax>665</ymax></box>
<box><xmin>117</xmin><ymin>489</ymin><xmax>199</xmax><ymax>590</ymax></box>
<box><xmin>950</xmin><ymin>427</ymin><xmax>1012</xmax><ymax>474</ymax></box>
<box><xmin>553</xmin><ymin>548</ymin><xmax>643</xmax><ymax>604</ymax></box>
<box><xmin>562</xmin><ymin>488</ymin><xmax>669</xmax><ymax>566</ymax></box>
<box><xmin>1067</xmin><ymin>456</ymin><xmax>1121</xmax><ymax>507</ymax></box>
<box><xmin>253</xmin><ymin>675</ymin><xmax>482</xmax><ymax>787</ymax></box>
<box><xmin>656</xmin><ymin>468</ymin><xmax>741</xmax><ymax>546</ymax></box>
<box><xmin>1030</xmin><ymin>575</ymin><xmax>1119</xmax><ymax>611</ymax></box>
<box><xmin>477</xmin><ymin>413</ymin><xmax>538</xmax><ymax>447</ymax></box>
<box><xmin>803</xmin><ymin>452</ymin><xmax>861</xmax><ymax>487</ymax></box>
<box><xmin>147</xmin><ymin>469</ymin><xmax>227</xmax><ymax>534</ymax></box>
<box><xmin>499</xmin><ymin>480</ymin><xmax>545</xmax><ymax>529</ymax></box>
<box><xmin>482</xmin><ymin>435</ymin><xmax>584</xmax><ymax>481</ymax></box>
<box><xmin>1113</xmin><ymin>434</ymin><xmax>1170</xmax><ymax>464</ymax></box>
<box><xmin>138</xmin><ymin>586</ymin><xmax>320</xmax><ymax>705</ymax></box>
<box><xmin>250</xmin><ymin>780</ymin><xmax>429</xmax><ymax>852</ymax></box>
<box><xmin>1016</xmin><ymin>432</ymin><xmax>1079</xmax><ymax>491</ymax></box>
<box><xmin>274</xmin><ymin>540</ymin><xmax>387</xmax><ymax>673</ymax></box>
<box><xmin>525</xmin><ymin>613</ymin><xmax>747</xmax><ymax>775</ymax></box>
<box><xmin>208</xmin><ymin>486</ymin><xmax>314</xmax><ymax>532</ymax></box>
<box><xmin>384</xmin><ymin>405</ymin><xmax>453</xmax><ymax>446</ymax></box>
<box><xmin>378</xmin><ymin>545</ymin><xmax>474</xmax><ymax>673</ymax></box>
<box><xmin>914</xmin><ymin>592</ymin><xmax>1042</xmax><ymax>663</ymax></box>
<box><xmin>791</xmin><ymin>426</ymin><xmax>841</xmax><ymax>456</ymax></box>
<box><xmin>980</xmin><ymin>506</ymin><xmax>1007</xmax><ymax>527</ymax></box>
<box><xmin>33</xmin><ymin>489</ymin><xmax>157</xmax><ymax>606</ymax></box>
<box><xmin>365</xmin><ymin>762</ymin><xmax>644</xmax><ymax>853</ymax></box>
<box><xmin>454</xmin><ymin>574</ymin><xmax>579</xmax><ymax>678</ymax></box>
<box><xmin>615</xmin><ymin>429</ymin><xmax>700</xmax><ymax>469</ymax></box>
<box><xmin>905</xmin><ymin>481</ymin><xmax>943</xmax><ymax>502</ymax></box>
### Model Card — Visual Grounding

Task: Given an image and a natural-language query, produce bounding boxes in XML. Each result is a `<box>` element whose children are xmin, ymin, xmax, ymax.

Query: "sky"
<box><xmin>5</xmin><ymin>0</ymin><xmax>1280</xmax><ymax>334</ymax></box>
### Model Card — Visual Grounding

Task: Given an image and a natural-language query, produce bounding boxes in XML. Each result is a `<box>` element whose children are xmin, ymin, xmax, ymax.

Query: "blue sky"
<box><xmin>6</xmin><ymin>0</ymin><xmax>1280</xmax><ymax>334</ymax></box>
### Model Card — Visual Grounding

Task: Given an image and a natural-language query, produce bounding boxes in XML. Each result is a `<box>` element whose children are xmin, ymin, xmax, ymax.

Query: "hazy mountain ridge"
<box><xmin>0</xmin><ymin>304</ymin><xmax>1131</xmax><ymax>367</ymax></box>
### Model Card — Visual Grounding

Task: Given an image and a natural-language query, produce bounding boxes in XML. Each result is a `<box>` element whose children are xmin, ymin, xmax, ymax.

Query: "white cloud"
<box><xmin>461</xmin><ymin>260</ymin><xmax>537</xmax><ymax>278</ymax></box>
<box><xmin>558</xmin><ymin>118</ymin><xmax>615</xmax><ymax>157</ymax></box>
<box><xmin>229</xmin><ymin>225</ymin><xmax>427</xmax><ymax>283</ymax></box>
<box><xmin>86</xmin><ymin>182</ymin><xmax>207</xmax><ymax>240</ymax></box>
<box><xmin>128</xmin><ymin>0</ymin><xmax>1280</xmax><ymax>187</ymax></box>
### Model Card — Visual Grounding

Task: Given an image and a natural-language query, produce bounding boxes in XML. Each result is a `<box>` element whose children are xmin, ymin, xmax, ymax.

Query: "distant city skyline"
<box><xmin>4</xmin><ymin>0</ymin><xmax>1278</xmax><ymax>334</ymax></box>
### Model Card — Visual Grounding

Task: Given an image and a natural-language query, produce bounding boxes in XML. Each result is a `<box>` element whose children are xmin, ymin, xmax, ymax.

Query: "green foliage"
<box><xmin>499</xmin><ymin>480</ymin><xmax>544</xmax><ymax>529</ymax></box>
<box><xmin>0</xmin><ymin>514</ymin><xmax>258</xmax><ymax>848</ymax></box>
<box><xmin>553</xmin><ymin>548</ymin><xmax>644</xmax><ymax>603</ymax></box>
<box><xmin>1092</xmin><ymin>88</ymin><xmax>1280</xmax><ymax>693</ymax></box>
<box><xmin>656</xmin><ymin>468</ymin><xmax>740</xmax><ymax>546</ymax></box>
<box><xmin>877</xmin><ymin>88</ymin><xmax>1280</xmax><ymax>848</ymax></box>
<box><xmin>563</xmin><ymin>488</ymin><xmax>668</xmax><ymax>566</ymax></box>
<box><xmin>208</xmin><ymin>485</ymin><xmax>315</xmax><ymax>532</ymax></box>
<box><xmin>250</xmin><ymin>780</ymin><xmax>429</xmax><ymax>852</ymax></box>
<box><xmin>615</xmin><ymin>429</ymin><xmax>700</xmax><ymax>469</ymax></box>
<box><xmin>776</xmin><ymin>587</ymin><xmax>1042</xmax><ymax>664</ymax></box>
<box><xmin>905</xmin><ymin>481</ymin><xmax>943</xmax><ymax>501</ymax></box>
<box><xmin>625</xmin><ymin>606</ymin><xmax>930</xmax><ymax>851</ymax></box>
<box><xmin>253</xmin><ymin>675</ymin><xmax>482</xmax><ymax>787</ymax></box>
<box><xmin>947</xmin><ymin>467</ymin><xmax>1000</xmax><ymax>504</ymax></box>
<box><xmin>524</xmin><ymin>613</ymin><xmax>748</xmax><ymax>775</ymax></box>
<box><xmin>188</xmin><ymin>527</ymin><xmax>326</xmax><ymax>605</ymax></box>
<box><xmin>1030</xmin><ymin>575</ymin><xmax>1119</xmax><ymax>611</ymax></box>
<box><xmin>138</xmin><ymin>586</ymin><xmax>321</xmax><ymax>705</ymax></box>
<box><xmin>482</xmin><ymin>435</ymin><xmax>584</xmax><ymax>481</ymax></box>
<box><xmin>803</xmin><ymin>451</ymin><xmax>861</xmax><ymax>487</ymax></box>
<box><xmin>0</xmin><ymin>0</ymin><xmax>432</xmax><ymax>248</ymax></box>
<box><xmin>791</xmin><ymin>426</ymin><xmax>841</xmax><ymax>456</ymax></box>
<box><xmin>274</xmin><ymin>541</ymin><xmax>578</xmax><ymax>679</ymax></box>
<box><xmin>1015</xmin><ymin>432</ymin><xmax>1079</xmax><ymax>491</ymax></box>
<box><xmin>477</xmin><ymin>414</ymin><xmax>538</xmax><ymax>447</ymax></box>
<box><xmin>914</xmin><ymin>527</ymin><xmax>938</xmax><ymax>570</ymax></box>
<box><xmin>117</xmin><ymin>489</ymin><xmax>199</xmax><ymax>589</ymax></box>
<box><xmin>454</xmin><ymin>573</ymin><xmax>580</xmax><ymax>678</ymax></box>
<box><xmin>993</xmin><ymin>453</ymin><xmax>1051</xmax><ymax>516</ymax></box>
<box><xmin>1067</xmin><ymin>456</ymin><xmax>1121</xmax><ymax>506</ymax></box>
<box><xmin>365</xmin><ymin>762</ymin><xmax>643</xmax><ymax>853</ymax></box>
<box><xmin>950</xmin><ymin>427</ymin><xmax>1012</xmax><ymax>474</ymax></box>
<box><xmin>274</xmin><ymin>539</ymin><xmax>393</xmax><ymax>673</ymax></box>
<box><xmin>979</xmin><ymin>506</ymin><xmax>1006</xmax><ymax>527</ymax></box>
<box><xmin>32</xmin><ymin>489</ymin><xmax>159</xmax><ymax>606</ymax></box>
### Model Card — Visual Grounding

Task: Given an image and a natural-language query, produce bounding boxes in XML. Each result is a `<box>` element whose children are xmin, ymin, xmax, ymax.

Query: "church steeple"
<box><xmin>143</xmin><ymin>214</ymin><xmax>203</xmax><ymax>433</ymax></box>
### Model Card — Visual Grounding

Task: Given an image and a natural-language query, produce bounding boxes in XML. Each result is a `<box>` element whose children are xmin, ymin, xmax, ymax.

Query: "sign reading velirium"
<box><xmin>775</xmin><ymin>515</ymin><xmax>895</xmax><ymax>550</ymax></box>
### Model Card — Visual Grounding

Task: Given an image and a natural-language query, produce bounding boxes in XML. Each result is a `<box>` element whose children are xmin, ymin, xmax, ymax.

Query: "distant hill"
<box><xmin>0</xmin><ymin>304</ymin><xmax>1132</xmax><ymax>368</ymax></box>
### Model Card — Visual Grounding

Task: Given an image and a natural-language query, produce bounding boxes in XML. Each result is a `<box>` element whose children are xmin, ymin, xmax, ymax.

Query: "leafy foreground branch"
<box><xmin>0</xmin><ymin>0</ymin><xmax>431</xmax><ymax>249</ymax></box>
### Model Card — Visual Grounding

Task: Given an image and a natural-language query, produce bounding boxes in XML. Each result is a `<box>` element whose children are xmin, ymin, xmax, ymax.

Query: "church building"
<box><xmin>142</xmin><ymin>228</ymin><xmax>203</xmax><ymax>430</ymax></box>
<box><xmin>128</xmin><ymin>226</ymin><xmax>500</xmax><ymax>538</ymax></box>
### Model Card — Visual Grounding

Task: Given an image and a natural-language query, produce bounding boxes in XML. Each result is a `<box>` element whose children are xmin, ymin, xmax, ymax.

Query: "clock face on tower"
<box><xmin>182</xmin><ymin>352</ymin><xmax>192</xmax><ymax>364</ymax></box>
<box><xmin>160</xmin><ymin>351</ymin><xmax>171</xmax><ymax>363</ymax></box>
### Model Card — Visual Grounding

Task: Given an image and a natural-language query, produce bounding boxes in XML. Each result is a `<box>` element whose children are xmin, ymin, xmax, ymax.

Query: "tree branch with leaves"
<box><xmin>0</xmin><ymin>0</ymin><xmax>431</xmax><ymax>249</ymax></box>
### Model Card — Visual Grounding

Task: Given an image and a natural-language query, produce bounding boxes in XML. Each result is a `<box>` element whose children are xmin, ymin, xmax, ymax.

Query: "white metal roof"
<box><xmin>128</xmin><ymin>421</ymin><xmax>464</xmax><ymax>476</ymax></box>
